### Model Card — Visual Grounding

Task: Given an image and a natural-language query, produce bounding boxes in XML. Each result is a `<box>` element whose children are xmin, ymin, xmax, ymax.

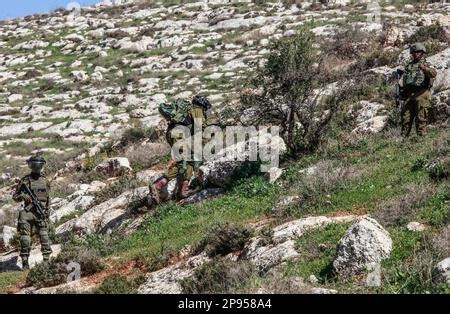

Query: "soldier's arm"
<box><xmin>12</xmin><ymin>179</ymin><xmax>25</xmax><ymax>202</ymax></box>
<box><xmin>421</xmin><ymin>63</ymin><xmax>437</xmax><ymax>78</ymax></box>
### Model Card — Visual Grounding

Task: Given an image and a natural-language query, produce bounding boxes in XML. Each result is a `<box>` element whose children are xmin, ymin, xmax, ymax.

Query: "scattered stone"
<box><xmin>138</xmin><ymin>253</ymin><xmax>211</xmax><ymax>294</ymax></box>
<box><xmin>8</xmin><ymin>94</ymin><xmax>23</xmax><ymax>103</ymax></box>
<box><xmin>433</xmin><ymin>258</ymin><xmax>450</xmax><ymax>284</ymax></box>
<box><xmin>406</xmin><ymin>222</ymin><xmax>426</xmax><ymax>232</ymax></box>
<box><xmin>1</xmin><ymin>226</ymin><xmax>17</xmax><ymax>250</ymax></box>
<box><xmin>94</xmin><ymin>157</ymin><xmax>132</xmax><ymax>177</ymax></box>
<box><xmin>333</xmin><ymin>217</ymin><xmax>392</xmax><ymax>277</ymax></box>
<box><xmin>0</xmin><ymin>244</ymin><xmax>61</xmax><ymax>271</ymax></box>
<box><xmin>240</xmin><ymin>238</ymin><xmax>299</xmax><ymax>274</ymax></box>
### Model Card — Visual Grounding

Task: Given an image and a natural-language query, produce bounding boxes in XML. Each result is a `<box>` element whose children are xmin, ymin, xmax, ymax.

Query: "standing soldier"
<box><xmin>400</xmin><ymin>43</ymin><xmax>437</xmax><ymax>137</ymax></box>
<box><xmin>12</xmin><ymin>155</ymin><xmax>52</xmax><ymax>270</ymax></box>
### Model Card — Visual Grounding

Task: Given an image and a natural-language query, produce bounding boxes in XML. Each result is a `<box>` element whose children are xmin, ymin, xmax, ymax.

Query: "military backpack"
<box><xmin>158</xmin><ymin>98</ymin><xmax>193</xmax><ymax>126</ymax></box>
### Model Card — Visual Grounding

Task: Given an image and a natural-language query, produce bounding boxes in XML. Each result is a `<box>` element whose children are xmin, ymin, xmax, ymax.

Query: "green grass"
<box><xmin>0</xmin><ymin>272</ymin><xmax>27</xmax><ymax>294</ymax></box>
<box><xmin>87</xmin><ymin>175</ymin><xmax>280</xmax><ymax>266</ymax></box>
<box><xmin>285</xmin><ymin>223</ymin><xmax>350</xmax><ymax>284</ymax></box>
<box><xmin>418</xmin><ymin>187</ymin><xmax>449</xmax><ymax>227</ymax></box>
<box><xmin>285</xmin><ymin>128</ymin><xmax>449</xmax><ymax>217</ymax></box>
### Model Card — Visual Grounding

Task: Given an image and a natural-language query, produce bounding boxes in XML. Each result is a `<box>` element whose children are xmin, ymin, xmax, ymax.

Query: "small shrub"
<box><xmin>90</xmin><ymin>174</ymin><xmax>142</xmax><ymax>207</ymax></box>
<box><xmin>411</xmin><ymin>157</ymin><xmax>427</xmax><ymax>172</ymax></box>
<box><xmin>180</xmin><ymin>258</ymin><xmax>255</xmax><ymax>293</ymax></box>
<box><xmin>117</xmin><ymin>125</ymin><xmax>154</xmax><ymax>148</ymax></box>
<box><xmin>194</xmin><ymin>223</ymin><xmax>252</xmax><ymax>257</ymax></box>
<box><xmin>95</xmin><ymin>274</ymin><xmax>144</xmax><ymax>294</ymax></box>
<box><xmin>372</xmin><ymin>183</ymin><xmax>432</xmax><ymax>227</ymax></box>
<box><xmin>26</xmin><ymin>245</ymin><xmax>104</xmax><ymax>289</ymax></box>
<box><xmin>55</xmin><ymin>245</ymin><xmax>104</xmax><ymax>275</ymax></box>
<box><xmin>408</xmin><ymin>24</ymin><xmax>448</xmax><ymax>44</ymax></box>
<box><xmin>425</xmin><ymin>157</ymin><xmax>450</xmax><ymax>181</ymax></box>
<box><xmin>26</xmin><ymin>262</ymin><xmax>66</xmax><ymax>289</ymax></box>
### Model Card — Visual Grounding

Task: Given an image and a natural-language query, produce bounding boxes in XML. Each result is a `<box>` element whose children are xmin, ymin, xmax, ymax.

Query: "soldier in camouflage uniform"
<box><xmin>149</xmin><ymin>95</ymin><xmax>211</xmax><ymax>206</ymax></box>
<box><xmin>12</xmin><ymin>155</ymin><xmax>52</xmax><ymax>270</ymax></box>
<box><xmin>400</xmin><ymin>43</ymin><xmax>437</xmax><ymax>137</ymax></box>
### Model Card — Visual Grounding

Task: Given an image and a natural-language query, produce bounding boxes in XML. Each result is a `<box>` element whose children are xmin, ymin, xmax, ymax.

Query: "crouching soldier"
<box><xmin>12</xmin><ymin>155</ymin><xmax>52</xmax><ymax>270</ymax></box>
<box><xmin>147</xmin><ymin>95</ymin><xmax>211</xmax><ymax>208</ymax></box>
<box><xmin>400</xmin><ymin>43</ymin><xmax>437</xmax><ymax>137</ymax></box>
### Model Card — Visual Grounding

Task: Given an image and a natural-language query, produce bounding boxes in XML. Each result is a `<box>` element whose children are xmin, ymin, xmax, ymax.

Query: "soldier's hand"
<box><xmin>21</xmin><ymin>194</ymin><xmax>32</xmax><ymax>203</ymax></box>
<box><xmin>419</xmin><ymin>64</ymin><xmax>426</xmax><ymax>70</ymax></box>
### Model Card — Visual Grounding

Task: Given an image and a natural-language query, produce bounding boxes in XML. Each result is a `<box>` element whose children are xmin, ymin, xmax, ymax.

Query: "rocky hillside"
<box><xmin>0</xmin><ymin>0</ymin><xmax>449</xmax><ymax>294</ymax></box>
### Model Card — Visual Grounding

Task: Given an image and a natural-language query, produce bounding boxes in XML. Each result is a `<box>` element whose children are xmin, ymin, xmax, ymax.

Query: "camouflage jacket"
<box><xmin>403</xmin><ymin>59</ymin><xmax>437</xmax><ymax>95</ymax></box>
<box><xmin>12</xmin><ymin>173</ymin><xmax>50</xmax><ymax>211</ymax></box>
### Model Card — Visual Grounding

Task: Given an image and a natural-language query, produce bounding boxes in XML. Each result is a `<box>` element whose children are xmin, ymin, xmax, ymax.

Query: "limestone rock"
<box><xmin>333</xmin><ymin>217</ymin><xmax>392</xmax><ymax>277</ymax></box>
<box><xmin>1</xmin><ymin>226</ymin><xmax>17</xmax><ymax>250</ymax></box>
<box><xmin>95</xmin><ymin>157</ymin><xmax>132</xmax><ymax>177</ymax></box>
<box><xmin>0</xmin><ymin>244</ymin><xmax>61</xmax><ymax>272</ymax></box>
<box><xmin>138</xmin><ymin>253</ymin><xmax>210</xmax><ymax>294</ymax></box>
<box><xmin>406</xmin><ymin>221</ymin><xmax>426</xmax><ymax>232</ymax></box>
<box><xmin>433</xmin><ymin>258</ymin><xmax>450</xmax><ymax>284</ymax></box>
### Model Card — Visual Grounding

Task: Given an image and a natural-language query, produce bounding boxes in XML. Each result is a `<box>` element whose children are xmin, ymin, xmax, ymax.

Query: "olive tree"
<box><xmin>239</xmin><ymin>28</ymin><xmax>351</xmax><ymax>156</ymax></box>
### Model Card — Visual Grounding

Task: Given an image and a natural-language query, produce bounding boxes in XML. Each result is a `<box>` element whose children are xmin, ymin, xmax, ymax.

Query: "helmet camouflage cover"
<box><xmin>410</xmin><ymin>42</ymin><xmax>427</xmax><ymax>54</ymax></box>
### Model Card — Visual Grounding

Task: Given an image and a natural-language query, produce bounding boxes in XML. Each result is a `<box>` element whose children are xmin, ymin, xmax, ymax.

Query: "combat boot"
<box><xmin>22</xmin><ymin>257</ymin><xmax>30</xmax><ymax>271</ymax></box>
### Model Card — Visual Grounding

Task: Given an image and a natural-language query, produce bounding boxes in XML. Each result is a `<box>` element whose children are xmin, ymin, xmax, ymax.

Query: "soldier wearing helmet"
<box><xmin>399</xmin><ymin>42</ymin><xmax>437</xmax><ymax>137</ymax></box>
<box><xmin>148</xmin><ymin>95</ymin><xmax>211</xmax><ymax>208</ymax></box>
<box><xmin>12</xmin><ymin>155</ymin><xmax>52</xmax><ymax>270</ymax></box>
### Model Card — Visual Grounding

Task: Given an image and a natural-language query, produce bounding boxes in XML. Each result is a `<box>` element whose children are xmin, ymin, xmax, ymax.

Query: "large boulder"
<box><xmin>272</xmin><ymin>215</ymin><xmax>359</xmax><ymax>244</ymax></box>
<box><xmin>333</xmin><ymin>217</ymin><xmax>392</xmax><ymax>277</ymax></box>
<box><xmin>50</xmin><ymin>195</ymin><xmax>95</xmax><ymax>223</ymax></box>
<box><xmin>95</xmin><ymin>157</ymin><xmax>132</xmax><ymax>177</ymax></box>
<box><xmin>56</xmin><ymin>187</ymin><xmax>148</xmax><ymax>238</ymax></box>
<box><xmin>199</xmin><ymin>132</ymin><xmax>286</xmax><ymax>188</ymax></box>
<box><xmin>433</xmin><ymin>258</ymin><xmax>450</xmax><ymax>285</ymax></box>
<box><xmin>240</xmin><ymin>238</ymin><xmax>299</xmax><ymax>274</ymax></box>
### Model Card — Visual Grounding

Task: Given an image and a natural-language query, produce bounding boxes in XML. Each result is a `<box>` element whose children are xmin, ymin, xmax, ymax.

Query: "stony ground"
<box><xmin>0</xmin><ymin>0</ymin><xmax>449</xmax><ymax>294</ymax></box>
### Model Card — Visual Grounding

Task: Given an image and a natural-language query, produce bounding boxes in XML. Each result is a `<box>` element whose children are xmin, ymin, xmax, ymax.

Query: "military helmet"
<box><xmin>410</xmin><ymin>43</ymin><xmax>427</xmax><ymax>54</ymax></box>
<box><xmin>192</xmin><ymin>95</ymin><xmax>211</xmax><ymax>111</ymax></box>
<box><xmin>27</xmin><ymin>155</ymin><xmax>46</xmax><ymax>173</ymax></box>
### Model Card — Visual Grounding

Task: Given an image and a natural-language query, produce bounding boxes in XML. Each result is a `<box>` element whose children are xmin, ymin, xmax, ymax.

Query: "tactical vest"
<box><xmin>26</xmin><ymin>175</ymin><xmax>49</xmax><ymax>205</ymax></box>
<box><xmin>403</xmin><ymin>60</ymin><xmax>430</xmax><ymax>92</ymax></box>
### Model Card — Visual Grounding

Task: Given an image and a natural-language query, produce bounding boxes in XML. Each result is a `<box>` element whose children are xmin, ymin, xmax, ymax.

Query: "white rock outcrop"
<box><xmin>333</xmin><ymin>217</ymin><xmax>392</xmax><ymax>277</ymax></box>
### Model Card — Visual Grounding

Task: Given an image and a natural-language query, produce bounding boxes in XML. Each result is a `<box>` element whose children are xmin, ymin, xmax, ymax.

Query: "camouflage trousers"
<box><xmin>17</xmin><ymin>210</ymin><xmax>52</xmax><ymax>259</ymax></box>
<box><xmin>401</xmin><ymin>90</ymin><xmax>431</xmax><ymax>137</ymax></box>
<box><xmin>166</xmin><ymin>160</ymin><xmax>202</xmax><ymax>200</ymax></box>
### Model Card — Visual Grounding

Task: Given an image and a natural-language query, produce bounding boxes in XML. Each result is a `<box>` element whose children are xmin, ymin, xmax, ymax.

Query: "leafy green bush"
<box><xmin>26</xmin><ymin>262</ymin><xmax>66</xmax><ymax>289</ymax></box>
<box><xmin>95</xmin><ymin>274</ymin><xmax>145</xmax><ymax>294</ymax></box>
<box><xmin>408</xmin><ymin>24</ymin><xmax>447</xmax><ymax>44</ymax></box>
<box><xmin>26</xmin><ymin>245</ymin><xmax>104</xmax><ymax>289</ymax></box>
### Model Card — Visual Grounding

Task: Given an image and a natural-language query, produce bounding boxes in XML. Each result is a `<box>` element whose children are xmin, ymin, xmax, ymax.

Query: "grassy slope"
<box><xmin>1</xmin><ymin>125</ymin><xmax>448</xmax><ymax>294</ymax></box>
<box><xmin>93</xmin><ymin>126</ymin><xmax>449</xmax><ymax>293</ymax></box>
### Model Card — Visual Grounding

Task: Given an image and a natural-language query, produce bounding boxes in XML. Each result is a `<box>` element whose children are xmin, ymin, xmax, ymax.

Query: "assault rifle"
<box><xmin>20</xmin><ymin>183</ymin><xmax>48</xmax><ymax>221</ymax></box>
<box><xmin>395</xmin><ymin>68</ymin><xmax>405</xmax><ymax>108</ymax></box>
